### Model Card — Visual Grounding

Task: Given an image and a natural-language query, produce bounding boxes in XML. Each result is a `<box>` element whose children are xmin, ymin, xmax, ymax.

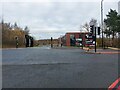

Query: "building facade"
<box><xmin>60</xmin><ymin>32</ymin><xmax>89</xmax><ymax>46</ymax></box>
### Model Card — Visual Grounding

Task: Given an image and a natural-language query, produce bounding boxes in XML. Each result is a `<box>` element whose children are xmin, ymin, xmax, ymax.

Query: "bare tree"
<box><xmin>89</xmin><ymin>18</ymin><xmax>97</xmax><ymax>26</ymax></box>
<box><xmin>82</xmin><ymin>22</ymin><xmax>90</xmax><ymax>32</ymax></box>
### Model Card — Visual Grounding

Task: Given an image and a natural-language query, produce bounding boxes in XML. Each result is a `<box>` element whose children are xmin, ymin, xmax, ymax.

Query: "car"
<box><xmin>75</xmin><ymin>38</ymin><xmax>82</xmax><ymax>47</ymax></box>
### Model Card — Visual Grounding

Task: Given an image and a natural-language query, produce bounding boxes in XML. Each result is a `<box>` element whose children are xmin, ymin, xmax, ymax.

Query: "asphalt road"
<box><xmin>2</xmin><ymin>46</ymin><xmax>119</xmax><ymax>88</ymax></box>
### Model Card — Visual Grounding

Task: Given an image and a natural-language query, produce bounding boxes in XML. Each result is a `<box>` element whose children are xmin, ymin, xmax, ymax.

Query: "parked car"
<box><xmin>75</xmin><ymin>38</ymin><xmax>82</xmax><ymax>47</ymax></box>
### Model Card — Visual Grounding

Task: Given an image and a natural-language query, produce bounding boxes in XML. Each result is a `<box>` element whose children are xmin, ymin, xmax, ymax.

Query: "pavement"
<box><xmin>83</xmin><ymin>47</ymin><xmax>120</xmax><ymax>54</ymax></box>
<box><xmin>108</xmin><ymin>47</ymin><xmax>120</xmax><ymax>50</ymax></box>
<box><xmin>2</xmin><ymin>46</ymin><xmax>119</xmax><ymax>88</ymax></box>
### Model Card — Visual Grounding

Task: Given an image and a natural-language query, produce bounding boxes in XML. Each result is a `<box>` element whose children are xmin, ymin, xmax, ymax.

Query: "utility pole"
<box><xmin>101</xmin><ymin>0</ymin><xmax>104</xmax><ymax>48</ymax></box>
<box><xmin>1</xmin><ymin>19</ymin><xmax>4</xmax><ymax>49</ymax></box>
<box><xmin>2</xmin><ymin>4</ymin><xmax>4</xmax><ymax>48</ymax></box>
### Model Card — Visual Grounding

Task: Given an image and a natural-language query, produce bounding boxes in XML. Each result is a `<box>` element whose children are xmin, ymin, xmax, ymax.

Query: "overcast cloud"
<box><xmin>0</xmin><ymin>0</ymin><xmax>119</xmax><ymax>39</ymax></box>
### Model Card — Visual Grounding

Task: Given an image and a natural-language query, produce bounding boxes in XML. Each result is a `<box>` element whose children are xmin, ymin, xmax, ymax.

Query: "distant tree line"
<box><xmin>1</xmin><ymin>21</ymin><xmax>34</xmax><ymax>48</ymax></box>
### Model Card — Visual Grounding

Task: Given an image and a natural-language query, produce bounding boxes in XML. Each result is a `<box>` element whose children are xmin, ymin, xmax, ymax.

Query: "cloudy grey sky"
<box><xmin>0</xmin><ymin>0</ymin><xmax>119</xmax><ymax>40</ymax></box>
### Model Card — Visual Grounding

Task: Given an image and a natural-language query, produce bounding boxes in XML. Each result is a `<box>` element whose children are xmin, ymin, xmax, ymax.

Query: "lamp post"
<box><xmin>101</xmin><ymin>0</ymin><xmax>104</xmax><ymax>48</ymax></box>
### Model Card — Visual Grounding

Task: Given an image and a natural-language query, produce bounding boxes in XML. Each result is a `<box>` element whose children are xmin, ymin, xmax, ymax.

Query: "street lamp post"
<box><xmin>101</xmin><ymin>0</ymin><xmax>104</xmax><ymax>48</ymax></box>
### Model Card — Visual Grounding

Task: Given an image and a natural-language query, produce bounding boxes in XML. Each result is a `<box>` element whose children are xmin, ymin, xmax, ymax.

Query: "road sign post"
<box><xmin>95</xmin><ymin>27</ymin><xmax>97</xmax><ymax>52</ymax></box>
<box><xmin>51</xmin><ymin>37</ymin><xmax>53</xmax><ymax>48</ymax></box>
<box><xmin>15</xmin><ymin>36</ymin><xmax>18</xmax><ymax>48</ymax></box>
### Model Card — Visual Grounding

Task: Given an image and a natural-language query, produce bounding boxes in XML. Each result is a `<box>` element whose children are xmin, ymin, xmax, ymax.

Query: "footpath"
<box><xmin>83</xmin><ymin>47</ymin><xmax>120</xmax><ymax>54</ymax></box>
<box><xmin>53</xmin><ymin>46</ymin><xmax>120</xmax><ymax>54</ymax></box>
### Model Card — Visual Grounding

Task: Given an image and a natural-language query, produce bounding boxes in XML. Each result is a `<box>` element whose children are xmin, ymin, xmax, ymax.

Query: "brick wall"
<box><xmin>61</xmin><ymin>32</ymin><xmax>89</xmax><ymax>46</ymax></box>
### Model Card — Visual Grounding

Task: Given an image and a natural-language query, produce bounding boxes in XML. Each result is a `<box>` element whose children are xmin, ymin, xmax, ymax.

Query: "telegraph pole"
<box><xmin>1</xmin><ymin>4</ymin><xmax>4</xmax><ymax>48</ymax></box>
<box><xmin>101</xmin><ymin>0</ymin><xmax>104</xmax><ymax>48</ymax></box>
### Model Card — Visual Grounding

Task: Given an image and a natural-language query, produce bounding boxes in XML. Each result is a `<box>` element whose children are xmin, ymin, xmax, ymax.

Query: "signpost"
<box><xmin>15</xmin><ymin>36</ymin><xmax>18</xmax><ymax>48</ymax></box>
<box><xmin>95</xmin><ymin>27</ymin><xmax>97</xmax><ymax>52</ymax></box>
<box><xmin>51</xmin><ymin>37</ymin><xmax>53</xmax><ymax>48</ymax></box>
<box><xmin>88</xmin><ymin>26</ymin><xmax>100</xmax><ymax>52</ymax></box>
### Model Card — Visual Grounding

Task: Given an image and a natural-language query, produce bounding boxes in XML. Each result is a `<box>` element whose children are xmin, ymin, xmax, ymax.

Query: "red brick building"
<box><xmin>60</xmin><ymin>32</ymin><xmax>89</xmax><ymax>46</ymax></box>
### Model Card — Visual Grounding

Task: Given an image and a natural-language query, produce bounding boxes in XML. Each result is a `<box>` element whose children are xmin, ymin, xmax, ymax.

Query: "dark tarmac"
<box><xmin>2</xmin><ymin>46</ymin><xmax>119</xmax><ymax>88</ymax></box>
